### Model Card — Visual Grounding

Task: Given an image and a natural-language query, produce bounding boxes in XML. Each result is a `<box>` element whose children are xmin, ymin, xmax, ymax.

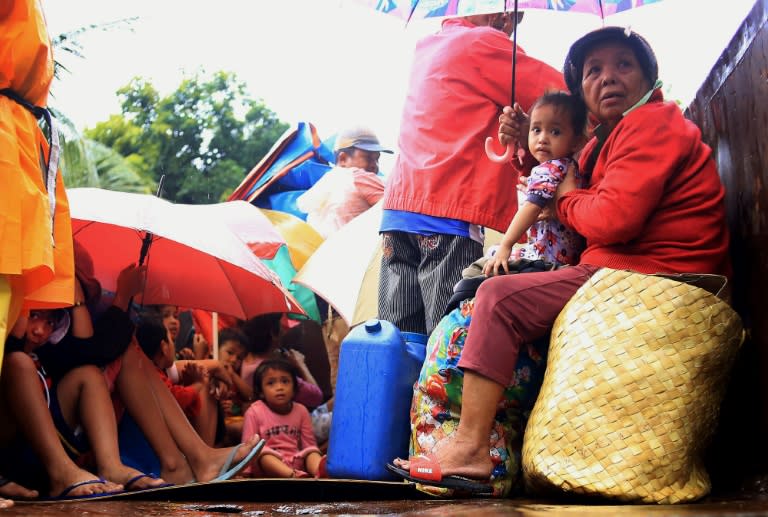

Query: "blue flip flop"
<box><xmin>213</xmin><ymin>438</ymin><xmax>266</xmax><ymax>482</ymax></box>
<box><xmin>123</xmin><ymin>473</ymin><xmax>174</xmax><ymax>492</ymax></box>
<box><xmin>45</xmin><ymin>478</ymin><xmax>123</xmax><ymax>501</ymax></box>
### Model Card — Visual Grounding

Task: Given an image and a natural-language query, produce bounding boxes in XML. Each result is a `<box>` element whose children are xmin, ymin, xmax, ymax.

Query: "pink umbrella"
<box><xmin>68</xmin><ymin>188</ymin><xmax>305</xmax><ymax>320</ymax></box>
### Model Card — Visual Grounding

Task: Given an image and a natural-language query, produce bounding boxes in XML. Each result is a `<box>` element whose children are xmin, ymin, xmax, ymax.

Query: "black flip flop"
<box><xmin>385</xmin><ymin>462</ymin><xmax>492</xmax><ymax>495</ymax></box>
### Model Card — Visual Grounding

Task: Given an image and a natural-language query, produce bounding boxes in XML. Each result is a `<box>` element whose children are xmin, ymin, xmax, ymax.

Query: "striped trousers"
<box><xmin>378</xmin><ymin>231</ymin><xmax>482</xmax><ymax>335</ymax></box>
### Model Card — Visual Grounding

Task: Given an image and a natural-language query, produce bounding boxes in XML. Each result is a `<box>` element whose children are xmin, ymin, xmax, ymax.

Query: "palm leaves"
<box><xmin>50</xmin><ymin>17</ymin><xmax>154</xmax><ymax>192</ymax></box>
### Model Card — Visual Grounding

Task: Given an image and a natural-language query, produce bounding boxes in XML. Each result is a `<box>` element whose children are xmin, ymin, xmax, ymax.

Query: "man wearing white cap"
<box><xmin>297</xmin><ymin>125</ymin><xmax>392</xmax><ymax>238</ymax></box>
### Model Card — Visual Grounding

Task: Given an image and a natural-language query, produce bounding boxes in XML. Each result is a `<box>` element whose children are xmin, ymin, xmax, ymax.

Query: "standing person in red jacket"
<box><xmin>378</xmin><ymin>10</ymin><xmax>565</xmax><ymax>336</ymax></box>
<box><xmin>387</xmin><ymin>26</ymin><xmax>731</xmax><ymax>492</ymax></box>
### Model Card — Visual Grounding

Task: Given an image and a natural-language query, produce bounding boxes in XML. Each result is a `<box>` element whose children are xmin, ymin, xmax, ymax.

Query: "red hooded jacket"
<box><xmin>383</xmin><ymin>17</ymin><xmax>565</xmax><ymax>232</ymax></box>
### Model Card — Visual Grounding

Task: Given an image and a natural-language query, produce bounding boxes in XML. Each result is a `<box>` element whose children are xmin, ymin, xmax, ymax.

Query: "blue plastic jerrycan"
<box><xmin>327</xmin><ymin>319</ymin><xmax>427</xmax><ymax>480</ymax></box>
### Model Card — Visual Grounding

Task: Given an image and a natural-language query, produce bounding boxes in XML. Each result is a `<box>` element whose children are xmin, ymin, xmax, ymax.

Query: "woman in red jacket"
<box><xmin>388</xmin><ymin>26</ymin><xmax>731</xmax><ymax>493</ymax></box>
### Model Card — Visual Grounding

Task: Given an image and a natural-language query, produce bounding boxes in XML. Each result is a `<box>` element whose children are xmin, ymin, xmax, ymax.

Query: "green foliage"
<box><xmin>85</xmin><ymin>140</ymin><xmax>153</xmax><ymax>193</ymax></box>
<box><xmin>53</xmin><ymin>106</ymin><xmax>151</xmax><ymax>192</ymax></box>
<box><xmin>85</xmin><ymin>72</ymin><xmax>289</xmax><ymax>203</ymax></box>
<box><xmin>53</xmin><ymin>106</ymin><xmax>100</xmax><ymax>188</ymax></box>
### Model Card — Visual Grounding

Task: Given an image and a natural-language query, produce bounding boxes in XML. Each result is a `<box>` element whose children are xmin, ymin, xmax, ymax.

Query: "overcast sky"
<box><xmin>41</xmin><ymin>0</ymin><xmax>757</xmax><ymax>170</ymax></box>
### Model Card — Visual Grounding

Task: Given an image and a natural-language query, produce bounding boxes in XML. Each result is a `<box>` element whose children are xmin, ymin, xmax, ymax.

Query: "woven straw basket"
<box><xmin>522</xmin><ymin>268</ymin><xmax>744</xmax><ymax>504</ymax></box>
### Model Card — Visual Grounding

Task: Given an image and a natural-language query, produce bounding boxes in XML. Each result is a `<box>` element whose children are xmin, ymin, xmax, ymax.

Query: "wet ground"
<box><xmin>6</xmin><ymin>457</ymin><xmax>764</xmax><ymax>517</ymax></box>
<box><xmin>4</xmin><ymin>477</ymin><xmax>768</xmax><ymax>516</ymax></box>
<box><xmin>8</xmin><ymin>496</ymin><xmax>768</xmax><ymax>516</ymax></box>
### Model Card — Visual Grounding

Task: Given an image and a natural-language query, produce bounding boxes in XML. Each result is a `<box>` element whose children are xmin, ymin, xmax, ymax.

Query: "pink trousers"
<box><xmin>458</xmin><ymin>264</ymin><xmax>601</xmax><ymax>386</ymax></box>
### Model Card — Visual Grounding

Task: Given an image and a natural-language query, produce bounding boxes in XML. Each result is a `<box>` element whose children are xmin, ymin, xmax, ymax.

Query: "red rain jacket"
<box><xmin>383</xmin><ymin>17</ymin><xmax>565</xmax><ymax>232</ymax></box>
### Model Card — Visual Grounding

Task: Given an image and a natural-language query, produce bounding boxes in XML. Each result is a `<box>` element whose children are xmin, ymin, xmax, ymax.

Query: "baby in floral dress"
<box><xmin>484</xmin><ymin>91</ymin><xmax>588</xmax><ymax>275</ymax></box>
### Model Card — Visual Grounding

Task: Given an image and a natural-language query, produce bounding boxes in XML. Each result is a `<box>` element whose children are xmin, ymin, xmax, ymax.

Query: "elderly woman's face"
<box><xmin>581</xmin><ymin>42</ymin><xmax>651</xmax><ymax>128</ymax></box>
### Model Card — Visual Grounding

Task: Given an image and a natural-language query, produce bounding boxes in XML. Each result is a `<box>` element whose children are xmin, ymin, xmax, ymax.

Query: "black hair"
<box><xmin>530</xmin><ymin>91</ymin><xmax>588</xmax><ymax>137</ymax></box>
<box><xmin>135</xmin><ymin>314</ymin><xmax>168</xmax><ymax>359</ymax></box>
<box><xmin>218</xmin><ymin>327</ymin><xmax>248</xmax><ymax>350</ymax></box>
<box><xmin>252</xmin><ymin>358</ymin><xmax>299</xmax><ymax>400</ymax></box>
<box><xmin>30</xmin><ymin>308</ymin><xmax>68</xmax><ymax>326</ymax></box>
<box><xmin>564</xmin><ymin>27</ymin><xmax>658</xmax><ymax>99</ymax></box>
<box><xmin>239</xmin><ymin>313</ymin><xmax>282</xmax><ymax>354</ymax></box>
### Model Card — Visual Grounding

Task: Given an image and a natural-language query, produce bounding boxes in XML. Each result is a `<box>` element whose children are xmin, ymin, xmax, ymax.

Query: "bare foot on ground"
<box><xmin>393</xmin><ymin>433</ymin><xmax>494</xmax><ymax>481</ymax></box>
<box><xmin>0</xmin><ymin>498</ymin><xmax>12</xmax><ymax>509</ymax></box>
<box><xmin>0</xmin><ymin>478</ymin><xmax>38</xmax><ymax>500</ymax></box>
<box><xmin>191</xmin><ymin>434</ymin><xmax>262</xmax><ymax>482</ymax></box>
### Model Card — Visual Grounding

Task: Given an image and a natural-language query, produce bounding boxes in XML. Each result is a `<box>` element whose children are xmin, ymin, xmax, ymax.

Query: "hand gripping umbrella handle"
<box><xmin>485</xmin><ymin>136</ymin><xmax>515</xmax><ymax>163</ymax></box>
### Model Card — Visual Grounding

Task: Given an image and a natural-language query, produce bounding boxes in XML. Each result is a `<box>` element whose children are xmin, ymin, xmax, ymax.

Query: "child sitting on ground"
<box><xmin>215</xmin><ymin>327</ymin><xmax>251</xmax><ymax>444</ymax></box>
<box><xmin>241</xmin><ymin>358</ymin><xmax>323</xmax><ymax>478</ymax></box>
<box><xmin>1</xmin><ymin>302</ymin><xmax>168</xmax><ymax>499</ymax></box>
<box><xmin>135</xmin><ymin>314</ymin><xmax>220</xmax><ymax>445</ymax></box>
<box><xmin>484</xmin><ymin>91</ymin><xmax>588</xmax><ymax>275</ymax></box>
<box><xmin>239</xmin><ymin>314</ymin><xmax>323</xmax><ymax>411</ymax></box>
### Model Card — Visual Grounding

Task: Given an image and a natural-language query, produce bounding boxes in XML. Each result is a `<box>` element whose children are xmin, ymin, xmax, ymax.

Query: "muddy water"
<box><xmin>7</xmin><ymin>498</ymin><xmax>768</xmax><ymax>516</ymax></box>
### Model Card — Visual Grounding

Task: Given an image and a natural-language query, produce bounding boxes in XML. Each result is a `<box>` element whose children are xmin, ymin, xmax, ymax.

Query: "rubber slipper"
<box><xmin>385</xmin><ymin>455</ymin><xmax>492</xmax><ymax>495</ymax></box>
<box><xmin>44</xmin><ymin>478</ymin><xmax>123</xmax><ymax>501</ymax></box>
<box><xmin>123</xmin><ymin>473</ymin><xmax>174</xmax><ymax>491</ymax></box>
<box><xmin>214</xmin><ymin>438</ymin><xmax>266</xmax><ymax>482</ymax></box>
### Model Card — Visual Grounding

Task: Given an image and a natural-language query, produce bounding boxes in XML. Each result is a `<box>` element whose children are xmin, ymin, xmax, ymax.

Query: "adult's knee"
<box><xmin>475</xmin><ymin>276</ymin><xmax>519</xmax><ymax>308</ymax></box>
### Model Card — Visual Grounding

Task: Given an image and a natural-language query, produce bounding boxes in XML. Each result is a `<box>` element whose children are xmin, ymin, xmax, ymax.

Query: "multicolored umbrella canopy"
<box><xmin>355</xmin><ymin>0</ymin><xmax>661</xmax><ymax>23</ymax></box>
<box><xmin>180</xmin><ymin>201</ymin><xmax>321</xmax><ymax>321</ymax></box>
<box><xmin>229</xmin><ymin>122</ymin><xmax>335</xmax><ymax>221</ymax></box>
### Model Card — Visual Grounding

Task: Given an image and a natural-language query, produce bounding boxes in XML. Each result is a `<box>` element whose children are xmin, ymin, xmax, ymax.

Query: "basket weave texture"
<box><xmin>522</xmin><ymin>268</ymin><xmax>744</xmax><ymax>504</ymax></box>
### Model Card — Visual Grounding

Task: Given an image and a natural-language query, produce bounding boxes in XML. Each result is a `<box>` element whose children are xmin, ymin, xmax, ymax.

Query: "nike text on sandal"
<box><xmin>385</xmin><ymin>456</ymin><xmax>492</xmax><ymax>495</ymax></box>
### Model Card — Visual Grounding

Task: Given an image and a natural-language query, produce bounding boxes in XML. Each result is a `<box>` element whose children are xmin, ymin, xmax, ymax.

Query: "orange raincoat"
<box><xmin>0</xmin><ymin>0</ymin><xmax>74</xmax><ymax>351</ymax></box>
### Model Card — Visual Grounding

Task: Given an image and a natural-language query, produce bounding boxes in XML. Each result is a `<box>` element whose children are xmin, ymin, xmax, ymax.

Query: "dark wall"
<box><xmin>685</xmin><ymin>0</ymin><xmax>768</xmax><ymax>490</ymax></box>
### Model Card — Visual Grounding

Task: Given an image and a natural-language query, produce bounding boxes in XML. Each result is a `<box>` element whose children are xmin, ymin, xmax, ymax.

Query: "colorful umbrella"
<box><xmin>355</xmin><ymin>0</ymin><xmax>661</xmax><ymax>24</ymax></box>
<box><xmin>181</xmin><ymin>201</ymin><xmax>322</xmax><ymax>321</ymax></box>
<box><xmin>259</xmin><ymin>208</ymin><xmax>325</xmax><ymax>272</ymax></box>
<box><xmin>229</xmin><ymin>121</ymin><xmax>334</xmax><ymax>220</ymax></box>
<box><xmin>68</xmin><ymin>188</ymin><xmax>305</xmax><ymax>320</ymax></box>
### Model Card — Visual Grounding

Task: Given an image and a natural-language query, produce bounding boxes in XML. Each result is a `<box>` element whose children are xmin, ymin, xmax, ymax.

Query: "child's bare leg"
<box><xmin>56</xmin><ymin>365</ymin><xmax>167</xmax><ymax>490</ymax></box>
<box><xmin>119</xmin><ymin>345</ymin><xmax>261</xmax><ymax>482</ymax></box>
<box><xmin>192</xmin><ymin>382</ymin><xmax>217</xmax><ymax>446</ymax></box>
<box><xmin>304</xmin><ymin>451</ymin><xmax>323</xmax><ymax>477</ymax></box>
<box><xmin>0</xmin><ymin>387</ymin><xmax>36</xmax><ymax>499</ymax></box>
<box><xmin>258</xmin><ymin>453</ymin><xmax>294</xmax><ymax>478</ymax></box>
<box><xmin>1</xmin><ymin>352</ymin><xmax>120</xmax><ymax>497</ymax></box>
<box><xmin>115</xmin><ymin>345</ymin><xmax>194</xmax><ymax>485</ymax></box>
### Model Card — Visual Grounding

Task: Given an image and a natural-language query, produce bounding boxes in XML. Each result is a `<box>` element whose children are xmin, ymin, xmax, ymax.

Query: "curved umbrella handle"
<box><xmin>485</xmin><ymin>136</ymin><xmax>515</xmax><ymax>163</ymax></box>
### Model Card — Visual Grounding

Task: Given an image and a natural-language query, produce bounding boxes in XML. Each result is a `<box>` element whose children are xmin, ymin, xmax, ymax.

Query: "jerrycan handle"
<box><xmin>400</xmin><ymin>331</ymin><xmax>428</xmax><ymax>363</ymax></box>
